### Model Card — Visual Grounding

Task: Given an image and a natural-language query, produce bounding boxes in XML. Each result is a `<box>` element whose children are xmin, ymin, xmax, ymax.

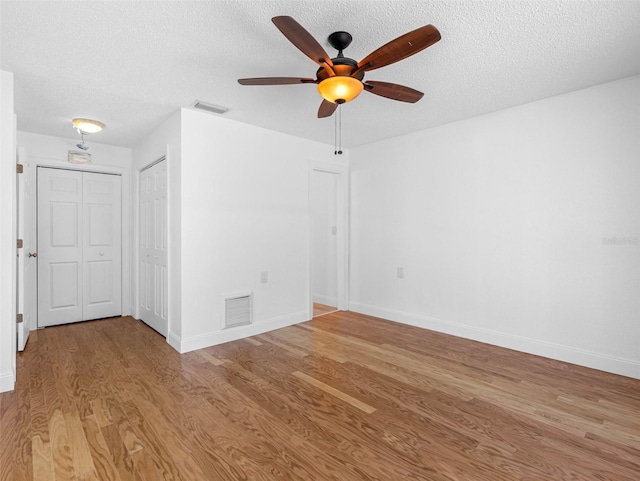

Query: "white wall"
<box><xmin>132</xmin><ymin>108</ymin><xmax>347</xmax><ymax>353</ymax></box>
<box><xmin>16</xmin><ymin>131</ymin><xmax>134</xmax><ymax>317</ymax></box>
<box><xmin>0</xmin><ymin>70</ymin><xmax>16</xmax><ymax>392</ymax></box>
<box><xmin>349</xmin><ymin>75</ymin><xmax>640</xmax><ymax>379</ymax></box>
<box><xmin>177</xmin><ymin>108</ymin><xmax>340</xmax><ymax>351</ymax></box>
<box><xmin>132</xmin><ymin>110</ymin><xmax>182</xmax><ymax>343</ymax></box>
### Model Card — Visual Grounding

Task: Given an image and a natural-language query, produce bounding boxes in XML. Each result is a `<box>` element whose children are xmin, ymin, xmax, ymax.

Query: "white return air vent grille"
<box><xmin>223</xmin><ymin>292</ymin><xmax>252</xmax><ymax>329</ymax></box>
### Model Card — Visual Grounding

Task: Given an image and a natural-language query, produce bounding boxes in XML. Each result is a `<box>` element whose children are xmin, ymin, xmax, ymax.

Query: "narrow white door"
<box><xmin>37</xmin><ymin>168</ymin><xmax>122</xmax><ymax>327</ymax></box>
<box><xmin>17</xmin><ymin>148</ymin><xmax>36</xmax><ymax>349</ymax></box>
<box><xmin>82</xmin><ymin>172</ymin><xmax>122</xmax><ymax>320</ymax></box>
<box><xmin>139</xmin><ymin>160</ymin><xmax>168</xmax><ymax>336</ymax></box>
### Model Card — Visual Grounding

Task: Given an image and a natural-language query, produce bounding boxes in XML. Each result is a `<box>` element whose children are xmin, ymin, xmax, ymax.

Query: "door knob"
<box><xmin>28</xmin><ymin>252</ymin><xmax>38</xmax><ymax>258</ymax></box>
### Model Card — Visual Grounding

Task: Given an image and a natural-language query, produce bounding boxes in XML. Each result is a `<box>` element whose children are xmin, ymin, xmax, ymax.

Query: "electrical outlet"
<box><xmin>331</xmin><ymin>225</ymin><xmax>337</xmax><ymax>235</ymax></box>
<box><xmin>397</xmin><ymin>267</ymin><xmax>405</xmax><ymax>279</ymax></box>
<box><xmin>260</xmin><ymin>271</ymin><xmax>268</xmax><ymax>283</ymax></box>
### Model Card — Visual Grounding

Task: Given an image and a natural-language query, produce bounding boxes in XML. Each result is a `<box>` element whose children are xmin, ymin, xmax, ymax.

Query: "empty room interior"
<box><xmin>1</xmin><ymin>1</ymin><xmax>639</xmax><ymax>480</ymax></box>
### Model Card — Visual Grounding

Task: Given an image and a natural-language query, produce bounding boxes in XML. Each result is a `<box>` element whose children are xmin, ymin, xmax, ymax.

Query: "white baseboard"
<box><xmin>349</xmin><ymin>302</ymin><xmax>640</xmax><ymax>380</ymax></box>
<box><xmin>0</xmin><ymin>371</ymin><xmax>15</xmax><ymax>393</ymax></box>
<box><xmin>175</xmin><ymin>311</ymin><xmax>309</xmax><ymax>354</ymax></box>
<box><xmin>313</xmin><ymin>294</ymin><xmax>338</xmax><ymax>306</ymax></box>
<box><xmin>166</xmin><ymin>330</ymin><xmax>182</xmax><ymax>353</ymax></box>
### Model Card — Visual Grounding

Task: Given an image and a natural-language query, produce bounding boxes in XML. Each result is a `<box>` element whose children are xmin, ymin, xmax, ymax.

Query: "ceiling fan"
<box><xmin>238</xmin><ymin>16</ymin><xmax>441</xmax><ymax>118</ymax></box>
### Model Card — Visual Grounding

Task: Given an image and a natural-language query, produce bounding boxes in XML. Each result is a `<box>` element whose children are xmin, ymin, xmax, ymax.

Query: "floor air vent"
<box><xmin>223</xmin><ymin>293</ymin><xmax>252</xmax><ymax>328</ymax></box>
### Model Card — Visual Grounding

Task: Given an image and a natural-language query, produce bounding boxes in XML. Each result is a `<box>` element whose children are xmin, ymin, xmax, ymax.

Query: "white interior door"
<box><xmin>17</xmin><ymin>148</ymin><xmax>35</xmax><ymax>349</ymax></box>
<box><xmin>38</xmin><ymin>168</ymin><xmax>83</xmax><ymax>327</ymax></box>
<box><xmin>37</xmin><ymin>167</ymin><xmax>121</xmax><ymax>327</ymax></box>
<box><xmin>139</xmin><ymin>159</ymin><xmax>168</xmax><ymax>336</ymax></box>
<box><xmin>82</xmin><ymin>172</ymin><xmax>122</xmax><ymax>320</ymax></box>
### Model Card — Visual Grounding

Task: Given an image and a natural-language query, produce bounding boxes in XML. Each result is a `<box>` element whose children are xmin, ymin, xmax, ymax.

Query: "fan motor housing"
<box><xmin>316</xmin><ymin>57</ymin><xmax>364</xmax><ymax>82</ymax></box>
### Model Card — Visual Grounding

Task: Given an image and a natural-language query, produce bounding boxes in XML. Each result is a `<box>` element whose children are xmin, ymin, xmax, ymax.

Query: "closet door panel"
<box><xmin>37</xmin><ymin>168</ymin><xmax>83</xmax><ymax>327</ymax></box>
<box><xmin>82</xmin><ymin>172</ymin><xmax>122</xmax><ymax>320</ymax></box>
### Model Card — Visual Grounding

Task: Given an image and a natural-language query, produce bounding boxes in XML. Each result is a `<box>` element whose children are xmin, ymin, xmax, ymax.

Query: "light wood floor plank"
<box><xmin>81</xmin><ymin>414</ymin><xmax>123</xmax><ymax>481</ymax></box>
<box><xmin>64</xmin><ymin>410</ymin><xmax>97</xmax><ymax>479</ymax></box>
<box><xmin>292</xmin><ymin>370</ymin><xmax>377</xmax><ymax>414</ymax></box>
<box><xmin>1</xmin><ymin>314</ymin><xmax>639</xmax><ymax>480</ymax></box>
<box><xmin>31</xmin><ymin>435</ymin><xmax>55</xmax><ymax>481</ymax></box>
<box><xmin>256</xmin><ymin>332</ymin><xmax>310</xmax><ymax>359</ymax></box>
<box><xmin>49</xmin><ymin>408</ymin><xmax>76</xmax><ymax>481</ymax></box>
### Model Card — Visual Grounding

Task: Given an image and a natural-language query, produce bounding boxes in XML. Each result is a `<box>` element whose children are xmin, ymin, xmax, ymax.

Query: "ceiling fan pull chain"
<box><xmin>338</xmin><ymin>105</ymin><xmax>343</xmax><ymax>154</ymax></box>
<box><xmin>333</xmin><ymin>105</ymin><xmax>340</xmax><ymax>155</ymax></box>
<box><xmin>335</xmin><ymin>104</ymin><xmax>343</xmax><ymax>155</ymax></box>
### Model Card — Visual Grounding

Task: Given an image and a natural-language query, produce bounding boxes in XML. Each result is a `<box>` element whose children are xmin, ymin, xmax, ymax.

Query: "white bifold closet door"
<box><xmin>37</xmin><ymin>167</ymin><xmax>122</xmax><ymax>327</ymax></box>
<box><xmin>139</xmin><ymin>159</ymin><xmax>168</xmax><ymax>336</ymax></box>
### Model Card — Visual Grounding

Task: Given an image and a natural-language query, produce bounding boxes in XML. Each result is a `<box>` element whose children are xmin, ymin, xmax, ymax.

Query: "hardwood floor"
<box><xmin>1</xmin><ymin>312</ymin><xmax>639</xmax><ymax>480</ymax></box>
<box><xmin>313</xmin><ymin>302</ymin><xmax>338</xmax><ymax>318</ymax></box>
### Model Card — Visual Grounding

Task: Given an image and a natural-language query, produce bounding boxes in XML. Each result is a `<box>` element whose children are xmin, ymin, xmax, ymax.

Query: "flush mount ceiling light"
<box><xmin>70</xmin><ymin>118</ymin><xmax>105</xmax><ymax>159</ymax></box>
<box><xmin>72</xmin><ymin>118</ymin><xmax>105</xmax><ymax>134</ymax></box>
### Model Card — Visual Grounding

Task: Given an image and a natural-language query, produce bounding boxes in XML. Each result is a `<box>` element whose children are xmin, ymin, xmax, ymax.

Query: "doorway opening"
<box><xmin>310</xmin><ymin>166</ymin><xmax>347</xmax><ymax>318</ymax></box>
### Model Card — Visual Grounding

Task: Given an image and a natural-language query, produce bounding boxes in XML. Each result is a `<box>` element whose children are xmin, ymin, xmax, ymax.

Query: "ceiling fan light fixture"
<box><xmin>72</xmin><ymin>118</ymin><xmax>105</xmax><ymax>134</ymax></box>
<box><xmin>317</xmin><ymin>76</ymin><xmax>364</xmax><ymax>104</ymax></box>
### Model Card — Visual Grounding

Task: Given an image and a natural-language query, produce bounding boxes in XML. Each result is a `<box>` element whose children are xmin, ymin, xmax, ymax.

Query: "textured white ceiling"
<box><xmin>2</xmin><ymin>0</ymin><xmax>640</xmax><ymax>149</ymax></box>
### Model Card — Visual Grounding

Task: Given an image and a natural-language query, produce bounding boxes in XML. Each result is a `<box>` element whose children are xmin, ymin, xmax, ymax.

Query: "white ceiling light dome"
<box><xmin>72</xmin><ymin>118</ymin><xmax>105</xmax><ymax>134</ymax></box>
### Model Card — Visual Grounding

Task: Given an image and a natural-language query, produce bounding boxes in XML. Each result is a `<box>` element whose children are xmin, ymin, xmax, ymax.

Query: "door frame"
<box><xmin>17</xmin><ymin>147</ymin><xmax>33</xmax><ymax>350</ymax></box>
<box><xmin>308</xmin><ymin>161</ymin><xmax>349</xmax><ymax>318</ymax></box>
<box><xmin>24</xmin><ymin>157</ymin><xmax>131</xmax><ymax>333</ymax></box>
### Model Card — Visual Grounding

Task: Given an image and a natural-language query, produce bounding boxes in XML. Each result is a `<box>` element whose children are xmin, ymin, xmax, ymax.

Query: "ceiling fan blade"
<box><xmin>364</xmin><ymin>81</ymin><xmax>424</xmax><ymax>103</ymax></box>
<box><xmin>238</xmin><ymin>77</ymin><xmax>316</xmax><ymax>85</ymax></box>
<box><xmin>358</xmin><ymin>24</ymin><xmax>441</xmax><ymax>72</ymax></box>
<box><xmin>272</xmin><ymin>16</ymin><xmax>334</xmax><ymax>67</ymax></box>
<box><xmin>318</xmin><ymin>100</ymin><xmax>338</xmax><ymax>118</ymax></box>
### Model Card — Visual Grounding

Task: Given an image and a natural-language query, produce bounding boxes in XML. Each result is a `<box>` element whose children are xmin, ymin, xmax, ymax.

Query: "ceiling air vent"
<box><xmin>223</xmin><ymin>292</ymin><xmax>252</xmax><ymax>329</ymax></box>
<box><xmin>190</xmin><ymin>100</ymin><xmax>229</xmax><ymax>115</ymax></box>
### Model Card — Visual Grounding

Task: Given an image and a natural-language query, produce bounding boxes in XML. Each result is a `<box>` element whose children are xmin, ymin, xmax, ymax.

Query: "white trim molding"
<box><xmin>349</xmin><ymin>302</ymin><xmax>640</xmax><ymax>380</ymax></box>
<box><xmin>0</xmin><ymin>371</ymin><xmax>15</xmax><ymax>393</ymax></box>
<box><xmin>174</xmin><ymin>311</ymin><xmax>308</xmax><ymax>354</ymax></box>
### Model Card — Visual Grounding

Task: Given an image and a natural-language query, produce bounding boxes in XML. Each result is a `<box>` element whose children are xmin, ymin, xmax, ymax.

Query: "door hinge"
<box><xmin>17</xmin><ymin>313</ymin><xmax>23</xmax><ymax>324</ymax></box>
<box><xmin>17</xmin><ymin>239</ymin><xmax>23</xmax><ymax>249</ymax></box>
<box><xmin>16</xmin><ymin>164</ymin><xmax>23</xmax><ymax>174</ymax></box>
